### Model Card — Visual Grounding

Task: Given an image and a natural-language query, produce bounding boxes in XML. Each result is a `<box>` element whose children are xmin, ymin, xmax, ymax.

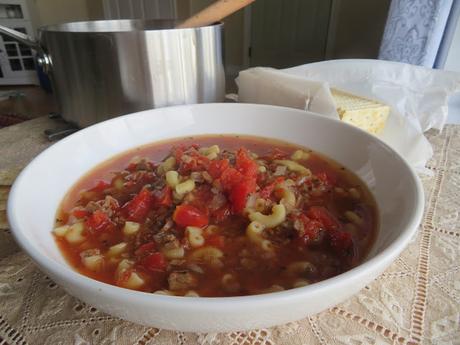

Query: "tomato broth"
<box><xmin>54</xmin><ymin>135</ymin><xmax>378</xmax><ymax>297</ymax></box>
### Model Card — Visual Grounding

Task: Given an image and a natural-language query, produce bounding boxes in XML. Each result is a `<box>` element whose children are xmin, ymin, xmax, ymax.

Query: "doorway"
<box><xmin>248</xmin><ymin>0</ymin><xmax>332</xmax><ymax>68</ymax></box>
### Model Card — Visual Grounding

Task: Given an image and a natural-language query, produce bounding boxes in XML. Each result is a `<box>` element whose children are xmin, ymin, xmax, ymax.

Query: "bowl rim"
<box><xmin>7</xmin><ymin>102</ymin><xmax>425</xmax><ymax>308</ymax></box>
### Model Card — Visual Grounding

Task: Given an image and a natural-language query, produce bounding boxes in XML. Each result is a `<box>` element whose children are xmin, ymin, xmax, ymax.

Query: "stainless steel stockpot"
<box><xmin>0</xmin><ymin>20</ymin><xmax>225</xmax><ymax>127</ymax></box>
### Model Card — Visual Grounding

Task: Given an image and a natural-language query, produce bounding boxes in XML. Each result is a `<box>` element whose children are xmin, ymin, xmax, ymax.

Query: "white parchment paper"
<box><xmin>236</xmin><ymin>59</ymin><xmax>460</xmax><ymax>174</ymax></box>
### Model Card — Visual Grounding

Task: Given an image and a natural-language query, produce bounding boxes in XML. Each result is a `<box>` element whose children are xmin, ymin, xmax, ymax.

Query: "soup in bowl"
<box><xmin>7</xmin><ymin>103</ymin><xmax>423</xmax><ymax>332</ymax></box>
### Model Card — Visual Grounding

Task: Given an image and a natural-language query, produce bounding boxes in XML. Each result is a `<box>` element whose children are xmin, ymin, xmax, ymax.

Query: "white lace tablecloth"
<box><xmin>0</xmin><ymin>118</ymin><xmax>459</xmax><ymax>345</ymax></box>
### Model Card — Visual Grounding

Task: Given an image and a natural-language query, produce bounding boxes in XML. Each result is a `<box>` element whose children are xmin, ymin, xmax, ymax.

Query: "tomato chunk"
<box><xmin>219</xmin><ymin>167</ymin><xmax>243</xmax><ymax>190</ymax></box>
<box><xmin>72</xmin><ymin>209</ymin><xmax>88</xmax><ymax>219</ymax></box>
<box><xmin>135</xmin><ymin>242</ymin><xmax>156</xmax><ymax>257</ymax></box>
<box><xmin>229</xmin><ymin>179</ymin><xmax>256</xmax><ymax>213</ymax></box>
<box><xmin>208</xmin><ymin>159</ymin><xmax>229</xmax><ymax>179</ymax></box>
<box><xmin>123</xmin><ymin>188</ymin><xmax>153</xmax><ymax>222</ymax></box>
<box><xmin>172</xmin><ymin>145</ymin><xmax>185</xmax><ymax>162</ymax></box>
<box><xmin>294</xmin><ymin>214</ymin><xmax>323</xmax><ymax>247</ymax></box>
<box><xmin>141</xmin><ymin>252</ymin><xmax>167</xmax><ymax>272</ymax></box>
<box><xmin>260</xmin><ymin>177</ymin><xmax>285</xmax><ymax>198</ymax></box>
<box><xmin>90</xmin><ymin>180</ymin><xmax>110</xmax><ymax>193</ymax></box>
<box><xmin>217</xmin><ymin>151</ymin><xmax>258</xmax><ymax>214</ymax></box>
<box><xmin>236</xmin><ymin>148</ymin><xmax>258</xmax><ymax>178</ymax></box>
<box><xmin>316</xmin><ymin>171</ymin><xmax>337</xmax><ymax>186</ymax></box>
<box><xmin>85</xmin><ymin>210</ymin><xmax>112</xmax><ymax>233</ymax></box>
<box><xmin>206</xmin><ymin>234</ymin><xmax>225</xmax><ymax>248</ymax></box>
<box><xmin>306</xmin><ymin>206</ymin><xmax>340</xmax><ymax>230</ymax></box>
<box><xmin>329</xmin><ymin>229</ymin><xmax>353</xmax><ymax>253</ymax></box>
<box><xmin>152</xmin><ymin>186</ymin><xmax>172</xmax><ymax>207</ymax></box>
<box><xmin>173</xmin><ymin>204</ymin><xmax>209</xmax><ymax>227</ymax></box>
<box><xmin>177</xmin><ymin>149</ymin><xmax>210</xmax><ymax>173</ymax></box>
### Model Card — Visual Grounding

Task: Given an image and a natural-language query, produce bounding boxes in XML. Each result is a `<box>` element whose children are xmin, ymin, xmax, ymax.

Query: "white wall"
<box><xmin>444</xmin><ymin>17</ymin><xmax>460</xmax><ymax>72</ymax></box>
<box><xmin>31</xmin><ymin>0</ymin><xmax>103</xmax><ymax>27</ymax></box>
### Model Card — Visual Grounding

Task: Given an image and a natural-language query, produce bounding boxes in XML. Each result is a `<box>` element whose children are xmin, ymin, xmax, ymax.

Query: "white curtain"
<box><xmin>379</xmin><ymin>0</ymin><xmax>460</xmax><ymax>68</ymax></box>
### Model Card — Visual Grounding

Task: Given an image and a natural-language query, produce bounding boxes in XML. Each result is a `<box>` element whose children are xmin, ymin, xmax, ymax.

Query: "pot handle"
<box><xmin>0</xmin><ymin>24</ymin><xmax>40</xmax><ymax>50</ymax></box>
<box><xmin>0</xmin><ymin>24</ymin><xmax>52</xmax><ymax>73</ymax></box>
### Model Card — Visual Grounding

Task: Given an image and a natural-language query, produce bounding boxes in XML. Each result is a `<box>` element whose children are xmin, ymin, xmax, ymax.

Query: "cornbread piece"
<box><xmin>331</xmin><ymin>89</ymin><xmax>390</xmax><ymax>134</ymax></box>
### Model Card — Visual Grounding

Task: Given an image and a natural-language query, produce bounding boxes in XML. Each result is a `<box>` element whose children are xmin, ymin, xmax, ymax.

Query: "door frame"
<box><xmin>242</xmin><ymin>5</ymin><xmax>251</xmax><ymax>69</ymax></box>
<box><xmin>241</xmin><ymin>0</ymin><xmax>340</xmax><ymax>69</ymax></box>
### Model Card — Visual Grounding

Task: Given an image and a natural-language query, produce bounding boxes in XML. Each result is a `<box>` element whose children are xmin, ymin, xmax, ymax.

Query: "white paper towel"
<box><xmin>236</xmin><ymin>59</ymin><xmax>460</xmax><ymax>174</ymax></box>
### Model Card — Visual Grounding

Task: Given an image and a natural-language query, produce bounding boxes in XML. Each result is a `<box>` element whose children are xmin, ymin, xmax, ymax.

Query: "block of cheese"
<box><xmin>331</xmin><ymin>89</ymin><xmax>390</xmax><ymax>134</ymax></box>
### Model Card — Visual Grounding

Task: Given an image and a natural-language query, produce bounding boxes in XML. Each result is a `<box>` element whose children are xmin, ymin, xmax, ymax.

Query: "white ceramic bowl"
<box><xmin>8</xmin><ymin>103</ymin><xmax>423</xmax><ymax>332</ymax></box>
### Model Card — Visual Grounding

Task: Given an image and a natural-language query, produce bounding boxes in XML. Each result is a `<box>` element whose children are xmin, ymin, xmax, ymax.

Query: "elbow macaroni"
<box><xmin>175</xmin><ymin>179</ymin><xmax>195</xmax><ymax>195</ymax></box>
<box><xmin>290</xmin><ymin>150</ymin><xmax>310</xmax><ymax>161</ymax></box>
<box><xmin>184</xmin><ymin>290</ymin><xmax>200</xmax><ymax>297</ymax></box>
<box><xmin>123</xmin><ymin>221</ymin><xmax>140</xmax><ymax>236</ymax></box>
<box><xmin>286</xmin><ymin>261</ymin><xmax>315</xmax><ymax>275</ymax></box>
<box><xmin>186</xmin><ymin>226</ymin><xmax>205</xmax><ymax>248</ymax></box>
<box><xmin>345</xmin><ymin>210</ymin><xmax>363</xmax><ymax>225</ymax></box>
<box><xmin>65</xmin><ymin>222</ymin><xmax>85</xmax><ymax>244</ymax></box>
<box><xmin>82</xmin><ymin>254</ymin><xmax>104</xmax><ymax>271</ymax></box>
<box><xmin>277</xmin><ymin>184</ymin><xmax>296</xmax><ymax>212</ymax></box>
<box><xmin>154</xmin><ymin>290</ymin><xmax>173</xmax><ymax>295</ymax></box>
<box><xmin>53</xmin><ymin>224</ymin><xmax>70</xmax><ymax>237</ymax></box>
<box><xmin>190</xmin><ymin>246</ymin><xmax>223</xmax><ymax>267</ymax></box>
<box><xmin>107</xmin><ymin>242</ymin><xmax>128</xmax><ymax>257</ymax></box>
<box><xmin>116</xmin><ymin>259</ymin><xmax>134</xmax><ymax>278</ymax></box>
<box><xmin>165</xmin><ymin>170</ymin><xmax>180</xmax><ymax>187</ymax></box>
<box><xmin>273</xmin><ymin>159</ymin><xmax>312</xmax><ymax>176</ymax></box>
<box><xmin>246</xmin><ymin>221</ymin><xmax>274</xmax><ymax>252</ymax></box>
<box><xmin>198</xmin><ymin>145</ymin><xmax>220</xmax><ymax>160</ymax></box>
<box><xmin>121</xmin><ymin>271</ymin><xmax>145</xmax><ymax>290</ymax></box>
<box><xmin>163</xmin><ymin>246</ymin><xmax>185</xmax><ymax>259</ymax></box>
<box><xmin>260</xmin><ymin>239</ymin><xmax>274</xmax><ymax>252</ymax></box>
<box><xmin>246</xmin><ymin>221</ymin><xmax>265</xmax><ymax>243</ymax></box>
<box><xmin>249</xmin><ymin>204</ymin><xmax>286</xmax><ymax>228</ymax></box>
<box><xmin>293</xmin><ymin>279</ymin><xmax>310</xmax><ymax>288</ymax></box>
<box><xmin>204</xmin><ymin>225</ymin><xmax>220</xmax><ymax>236</ymax></box>
<box><xmin>199</xmin><ymin>145</ymin><xmax>220</xmax><ymax>160</ymax></box>
<box><xmin>221</xmin><ymin>273</ymin><xmax>240</xmax><ymax>293</ymax></box>
<box><xmin>157</xmin><ymin>156</ymin><xmax>176</xmax><ymax>174</ymax></box>
<box><xmin>348</xmin><ymin>188</ymin><xmax>360</xmax><ymax>199</ymax></box>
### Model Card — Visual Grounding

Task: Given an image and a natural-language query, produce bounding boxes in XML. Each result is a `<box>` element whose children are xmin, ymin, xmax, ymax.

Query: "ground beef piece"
<box><xmin>221</xmin><ymin>150</ymin><xmax>236</xmax><ymax>165</ymax></box>
<box><xmin>162</xmin><ymin>238</ymin><xmax>180</xmax><ymax>251</ymax></box>
<box><xmin>133</xmin><ymin>159</ymin><xmax>154</xmax><ymax>171</ymax></box>
<box><xmin>168</xmin><ymin>271</ymin><xmax>197</xmax><ymax>291</ymax></box>
<box><xmin>153</xmin><ymin>220</ymin><xmax>178</xmax><ymax>245</ymax></box>
<box><xmin>85</xmin><ymin>196</ymin><xmax>119</xmax><ymax>217</ymax></box>
<box><xmin>139</xmin><ymin>208</ymin><xmax>171</xmax><ymax>236</ymax></box>
<box><xmin>264</xmin><ymin>221</ymin><xmax>297</xmax><ymax>245</ymax></box>
<box><xmin>153</xmin><ymin>231</ymin><xmax>177</xmax><ymax>244</ymax></box>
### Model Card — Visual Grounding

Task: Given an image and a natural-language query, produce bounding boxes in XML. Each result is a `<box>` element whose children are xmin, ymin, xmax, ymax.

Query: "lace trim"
<box><xmin>432</xmin><ymin>266</ymin><xmax>460</xmax><ymax>304</ymax></box>
<box><xmin>0</xmin><ymin>316</ymin><xmax>27</xmax><ymax>345</ymax></box>
<box><xmin>432</xmin><ymin>226</ymin><xmax>460</xmax><ymax>237</ymax></box>
<box><xmin>19</xmin><ymin>272</ymin><xmax>40</xmax><ymax>331</ymax></box>
<box><xmin>331</xmin><ymin>307</ymin><xmax>408</xmax><ymax>344</ymax></box>
<box><xmin>307</xmin><ymin>317</ymin><xmax>327</xmax><ymax>345</ymax></box>
<box><xmin>26</xmin><ymin>316</ymin><xmax>117</xmax><ymax>333</ymax></box>
<box><xmin>376</xmin><ymin>271</ymin><xmax>414</xmax><ymax>280</ymax></box>
<box><xmin>228</xmin><ymin>330</ymin><xmax>273</xmax><ymax>345</ymax></box>
<box><xmin>135</xmin><ymin>328</ymin><xmax>160</xmax><ymax>345</ymax></box>
<box><xmin>409</xmin><ymin>128</ymin><xmax>450</xmax><ymax>343</ymax></box>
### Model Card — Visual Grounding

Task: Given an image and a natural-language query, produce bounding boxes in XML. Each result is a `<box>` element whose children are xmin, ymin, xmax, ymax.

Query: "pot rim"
<box><xmin>39</xmin><ymin>19</ymin><xmax>223</xmax><ymax>34</ymax></box>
